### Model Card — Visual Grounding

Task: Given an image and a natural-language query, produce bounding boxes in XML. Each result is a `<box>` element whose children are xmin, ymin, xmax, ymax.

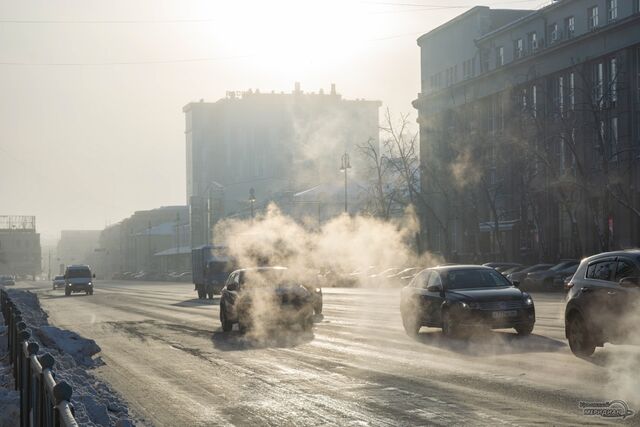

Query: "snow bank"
<box><xmin>4</xmin><ymin>289</ymin><xmax>140</xmax><ymax>426</ymax></box>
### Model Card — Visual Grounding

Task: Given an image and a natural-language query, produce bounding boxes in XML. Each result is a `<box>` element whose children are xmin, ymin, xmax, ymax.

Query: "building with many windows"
<box><xmin>183</xmin><ymin>83</ymin><xmax>380</xmax><ymax>246</ymax></box>
<box><xmin>414</xmin><ymin>1</ymin><xmax>640</xmax><ymax>262</ymax></box>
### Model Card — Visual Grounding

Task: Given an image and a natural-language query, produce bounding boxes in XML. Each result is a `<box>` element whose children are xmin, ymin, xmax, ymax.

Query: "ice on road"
<box><xmin>15</xmin><ymin>280</ymin><xmax>639</xmax><ymax>426</ymax></box>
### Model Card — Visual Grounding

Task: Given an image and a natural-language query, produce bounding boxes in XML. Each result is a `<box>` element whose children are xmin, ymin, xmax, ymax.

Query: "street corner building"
<box><xmin>413</xmin><ymin>0</ymin><xmax>640</xmax><ymax>263</ymax></box>
<box><xmin>0</xmin><ymin>215</ymin><xmax>41</xmax><ymax>279</ymax></box>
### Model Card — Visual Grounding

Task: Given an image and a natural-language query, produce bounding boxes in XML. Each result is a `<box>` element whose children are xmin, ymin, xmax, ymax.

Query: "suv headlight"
<box><xmin>524</xmin><ymin>296</ymin><xmax>533</xmax><ymax>306</ymax></box>
<box><xmin>88</xmin><ymin>282</ymin><xmax>93</xmax><ymax>286</ymax></box>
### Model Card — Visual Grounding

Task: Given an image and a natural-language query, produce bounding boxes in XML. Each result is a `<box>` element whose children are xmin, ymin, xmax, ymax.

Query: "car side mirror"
<box><xmin>426</xmin><ymin>283</ymin><xmax>443</xmax><ymax>293</ymax></box>
<box><xmin>227</xmin><ymin>282</ymin><xmax>238</xmax><ymax>291</ymax></box>
<box><xmin>619</xmin><ymin>277</ymin><xmax>640</xmax><ymax>288</ymax></box>
<box><xmin>512</xmin><ymin>280</ymin><xmax>520</xmax><ymax>288</ymax></box>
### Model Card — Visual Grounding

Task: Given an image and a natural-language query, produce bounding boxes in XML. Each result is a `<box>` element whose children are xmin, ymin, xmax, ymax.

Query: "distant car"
<box><xmin>501</xmin><ymin>265</ymin><xmax>526</xmax><ymax>276</ymax></box>
<box><xmin>507</xmin><ymin>264</ymin><xmax>553</xmax><ymax>286</ymax></box>
<box><xmin>52</xmin><ymin>275</ymin><xmax>65</xmax><ymax>289</ymax></box>
<box><xmin>565</xmin><ymin>250</ymin><xmax>640</xmax><ymax>357</ymax></box>
<box><xmin>400</xmin><ymin>265</ymin><xmax>535</xmax><ymax>337</ymax></box>
<box><xmin>0</xmin><ymin>275</ymin><xmax>15</xmax><ymax>286</ymax></box>
<box><xmin>63</xmin><ymin>265</ymin><xmax>95</xmax><ymax>296</ymax></box>
<box><xmin>219</xmin><ymin>267</ymin><xmax>315</xmax><ymax>333</ymax></box>
<box><xmin>522</xmin><ymin>260</ymin><xmax>579</xmax><ymax>291</ymax></box>
<box><xmin>553</xmin><ymin>265</ymin><xmax>579</xmax><ymax>291</ymax></box>
<box><xmin>482</xmin><ymin>262</ymin><xmax>522</xmax><ymax>273</ymax></box>
<box><xmin>177</xmin><ymin>271</ymin><xmax>192</xmax><ymax>282</ymax></box>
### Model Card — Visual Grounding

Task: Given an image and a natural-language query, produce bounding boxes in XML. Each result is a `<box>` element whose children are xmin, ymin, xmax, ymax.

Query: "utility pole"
<box><xmin>340</xmin><ymin>152</ymin><xmax>351</xmax><ymax>213</ymax></box>
<box><xmin>48</xmin><ymin>249</ymin><xmax>51</xmax><ymax>280</ymax></box>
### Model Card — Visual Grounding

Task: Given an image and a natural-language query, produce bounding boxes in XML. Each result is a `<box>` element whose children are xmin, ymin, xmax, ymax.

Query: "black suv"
<box><xmin>565</xmin><ymin>250</ymin><xmax>640</xmax><ymax>357</ymax></box>
<box><xmin>219</xmin><ymin>267</ymin><xmax>315</xmax><ymax>334</ymax></box>
<box><xmin>400</xmin><ymin>265</ymin><xmax>535</xmax><ymax>337</ymax></box>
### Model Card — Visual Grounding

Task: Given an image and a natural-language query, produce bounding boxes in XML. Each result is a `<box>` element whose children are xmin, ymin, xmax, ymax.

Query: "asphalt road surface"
<box><xmin>13</xmin><ymin>280</ymin><xmax>640</xmax><ymax>426</ymax></box>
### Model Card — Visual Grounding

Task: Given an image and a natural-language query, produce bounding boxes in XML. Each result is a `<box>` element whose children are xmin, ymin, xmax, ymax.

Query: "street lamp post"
<box><xmin>249</xmin><ymin>188</ymin><xmax>256</xmax><ymax>222</ymax></box>
<box><xmin>340</xmin><ymin>152</ymin><xmax>351</xmax><ymax>213</ymax></box>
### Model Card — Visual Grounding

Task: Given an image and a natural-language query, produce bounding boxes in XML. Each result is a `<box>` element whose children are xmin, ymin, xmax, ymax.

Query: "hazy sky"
<box><xmin>0</xmin><ymin>0</ymin><xmax>544</xmax><ymax>243</ymax></box>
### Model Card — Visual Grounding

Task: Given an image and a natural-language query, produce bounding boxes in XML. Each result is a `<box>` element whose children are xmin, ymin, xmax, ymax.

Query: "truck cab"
<box><xmin>192</xmin><ymin>245</ymin><xmax>233</xmax><ymax>299</ymax></box>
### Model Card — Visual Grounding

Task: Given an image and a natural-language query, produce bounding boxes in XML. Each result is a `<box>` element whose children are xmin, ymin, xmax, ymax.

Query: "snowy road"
<box><xmin>14</xmin><ymin>280</ymin><xmax>639</xmax><ymax>426</ymax></box>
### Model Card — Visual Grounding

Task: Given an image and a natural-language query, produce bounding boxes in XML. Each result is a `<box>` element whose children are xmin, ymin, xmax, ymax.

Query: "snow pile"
<box><xmin>0</xmin><ymin>322</ymin><xmax>20</xmax><ymax>427</ymax></box>
<box><xmin>4</xmin><ymin>289</ymin><xmax>139</xmax><ymax>426</ymax></box>
<box><xmin>35</xmin><ymin>326</ymin><xmax>102</xmax><ymax>367</ymax></box>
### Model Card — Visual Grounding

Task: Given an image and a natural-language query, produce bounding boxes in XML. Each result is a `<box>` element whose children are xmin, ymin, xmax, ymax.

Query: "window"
<box><xmin>589</xmin><ymin>6</ymin><xmax>599</xmax><ymax>30</ymax></box>
<box><xmin>615</xmin><ymin>259</ymin><xmax>640</xmax><ymax>281</ymax></box>
<box><xmin>528</xmin><ymin>32</ymin><xmax>538</xmax><ymax>53</ymax></box>
<box><xmin>607</xmin><ymin>0</ymin><xmax>618</xmax><ymax>21</ymax></box>
<box><xmin>609</xmin><ymin>57</ymin><xmax>617</xmax><ymax>104</ymax></box>
<box><xmin>565</xmin><ymin>16</ymin><xmax>575</xmax><ymax>38</ymax></box>
<box><xmin>514</xmin><ymin>38</ymin><xmax>524</xmax><ymax>58</ymax></box>
<box><xmin>594</xmin><ymin>62</ymin><xmax>604</xmax><ymax>107</ymax></box>
<box><xmin>549</xmin><ymin>23</ymin><xmax>559</xmax><ymax>43</ymax></box>
<box><xmin>532</xmin><ymin>84</ymin><xmax>537</xmax><ymax>117</ymax></box>
<box><xmin>610</xmin><ymin>117</ymin><xmax>619</xmax><ymax>159</ymax></box>
<box><xmin>427</xmin><ymin>272</ymin><xmax>442</xmax><ymax>289</ymax></box>
<box><xmin>462</xmin><ymin>59</ymin><xmax>474</xmax><ymax>80</ymax></box>
<box><xmin>559</xmin><ymin>76</ymin><xmax>565</xmax><ymax>113</ymax></box>
<box><xmin>521</xmin><ymin>88</ymin><xmax>528</xmax><ymax>112</ymax></box>
<box><xmin>414</xmin><ymin>271</ymin><xmax>430</xmax><ymax>288</ymax></box>
<box><xmin>586</xmin><ymin>260</ymin><xmax>616</xmax><ymax>281</ymax></box>
<box><xmin>496</xmin><ymin>46</ymin><xmax>504</xmax><ymax>67</ymax></box>
<box><xmin>569</xmin><ymin>72</ymin><xmax>575</xmax><ymax>109</ymax></box>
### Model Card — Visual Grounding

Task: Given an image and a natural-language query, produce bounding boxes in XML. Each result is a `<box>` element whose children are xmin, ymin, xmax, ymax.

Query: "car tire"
<box><xmin>197</xmin><ymin>289</ymin><xmax>205</xmax><ymax>299</ymax></box>
<box><xmin>314</xmin><ymin>301</ymin><xmax>323</xmax><ymax>316</ymax></box>
<box><xmin>207</xmin><ymin>290</ymin><xmax>214</xmax><ymax>300</ymax></box>
<box><xmin>64</xmin><ymin>289</ymin><xmax>70</xmax><ymax>296</ymax></box>
<box><xmin>442</xmin><ymin>310</ymin><xmax>458</xmax><ymax>338</ymax></box>
<box><xmin>238</xmin><ymin>319</ymin><xmax>249</xmax><ymax>335</ymax></box>
<box><xmin>89</xmin><ymin>289</ymin><xmax>93</xmax><ymax>295</ymax></box>
<box><xmin>567</xmin><ymin>313</ymin><xmax>596</xmax><ymax>357</ymax></box>
<box><xmin>515</xmin><ymin>323</ymin><xmax>534</xmax><ymax>336</ymax></box>
<box><xmin>220</xmin><ymin>304</ymin><xmax>233</xmax><ymax>332</ymax></box>
<box><xmin>401</xmin><ymin>309</ymin><xmax>420</xmax><ymax>337</ymax></box>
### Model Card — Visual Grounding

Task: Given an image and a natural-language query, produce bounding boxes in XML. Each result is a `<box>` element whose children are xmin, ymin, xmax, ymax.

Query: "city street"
<box><xmin>13</xmin><ymin>280</ymin><xmax>636</xmax><ymax>426</ymax></box>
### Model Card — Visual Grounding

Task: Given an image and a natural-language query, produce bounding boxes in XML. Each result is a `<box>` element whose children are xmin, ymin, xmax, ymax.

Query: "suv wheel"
<box><xmin>64</xmin><ymin>289</ymin><xmax>70</xmax><ymax>296</ymax></box>
<box><xmin>220</xmin><ymin>303</ymin><xmax>233</xmax><ymax>332</ymax></box>
<box><xmin>401</xmin><ymin>308</ymin><xmax>420</xmax><ymax>337</ymax></box>
<box><xmin>442</xmin><ymin>310</ymin><xmax>459</xmax><ymax>338</ymax></box>
<box><xmin>567</xmin><ymin>313</ymin><xmax>596</xmax><ymax>357</ymax></box>
<box><xmin>515</xmin><ymin>323</ymin><xmax>534</xmax><ymax>336</ymax></box>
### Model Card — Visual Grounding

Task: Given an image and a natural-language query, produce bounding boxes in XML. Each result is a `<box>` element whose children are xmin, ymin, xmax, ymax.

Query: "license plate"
<box><xmin>492</xmin><ymin>310</ymin><xmax>517</xmax><ymax>319</ymax></box>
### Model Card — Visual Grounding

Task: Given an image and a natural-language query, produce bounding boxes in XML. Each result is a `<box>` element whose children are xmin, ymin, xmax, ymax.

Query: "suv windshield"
<box><xmin>444</xmin><ymin>268</ymin><xmax>511</xmax><ymax>290</ymax></box>
<box><xmin>66</xmin><ymin>268</ymin><xmax>91</xmax><ymax>278</ymax></box>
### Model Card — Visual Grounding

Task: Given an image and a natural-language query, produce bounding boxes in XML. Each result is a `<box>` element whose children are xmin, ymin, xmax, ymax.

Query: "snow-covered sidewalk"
<box><xmin>2</xmin><ymin>289</ymin><xmax>139</xmax><ymax>426</ymax></box>
<box><xmin>0</xmin><ymin>314</ymin><xmax>20</xmax><ymax>427</ymax></box>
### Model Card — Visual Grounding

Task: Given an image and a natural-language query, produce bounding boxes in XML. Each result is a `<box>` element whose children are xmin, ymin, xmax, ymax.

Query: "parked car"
<box><xmin>553</xmin><ymin>265</ymin><xmax>579</xmax><ymax>291</ymax></box>
<box><xmin>219</xmin><ymin>267</ymin><xmax>316</xmax><ymax>333</ymax></box>
<box><xmin>387</xmin><ymin>267</ymin><xmax>420</xmax><ymax>286</ymax></box>
<box><xmin>483</xmin><ymin>262</ymin><xmax>522</xmax><ymax>273</ymax></box>
<box><xmin>507</xmin><ymin>264</ymin><xmax>553</xmax><ymax>286</ymax></box>
<box><xmin>501</xmin><ymin>265</ymin><xmax>526</xmax><ymax>276</ymax></box>
<box><xmin>522</xmin><ymin>260</ymin><xmax>580</xmax><ymax>291</ymax></box>
<box><xmin>0</xmin><ymin>275</ymin><xmax>15</xmax><ymax>286</ymax></box>
<box><xmin>63</xmin><ymin>265</ymin><xmax>95</xmax><ymax>296</ymax></box>
<box><xmin>565</xmin><ymin>250</ymin><xmax>640</xmax><ymax>357</ymax></box>
<box><xmin>400</xmin><ymin>265</ymin><xmax>535</xmax><ymax>337</ymax></box>
<box><xmin>177</xmin><ymin>271</ymin><xmax>192</xmax><ymax>282</ymax></box>
<box><xmin>52</xmin><ymin>275</ymin><xmax>65</xmax><ymax>289</ymax></box>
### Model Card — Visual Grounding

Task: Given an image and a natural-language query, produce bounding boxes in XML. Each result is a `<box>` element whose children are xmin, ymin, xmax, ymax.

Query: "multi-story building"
<box><xmin>414</xmin><ymin>1</ymin><xmax>640</xmax><ymax>262</ymax></box>
<box><xmin>96</xmin><ymin>205</ymin><xmax>189</xmax><ymax>278</ymax></box>
<box><xmin>0</xmin><ymin>215</ymin><xmax>41</xmax><ymax>278</ymax></box>
<box><xmin>184</xmin><ymin>83</ymin><xmax>380</xmax><ymax>246</ymax></box>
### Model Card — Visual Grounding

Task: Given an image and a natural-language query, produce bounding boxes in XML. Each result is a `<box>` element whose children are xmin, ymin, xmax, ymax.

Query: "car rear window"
<box><xmin>585</xmin><ymin>260</ymin><xmax>616</xmax><ymax>281</ymax></box>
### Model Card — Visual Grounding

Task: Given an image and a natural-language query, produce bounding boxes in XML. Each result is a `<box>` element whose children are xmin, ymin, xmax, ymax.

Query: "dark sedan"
<box><xmin>219</xmin><ymin>267</ymin><xmax>315</xmax><ymax>334</ymax></box>
<box><xmin>506</xmin><ymin>263</ymin><xmax>553</xmax><ymax>286</ymax></box>
<box><xmin>400</xmin><ymin>265</ymin><xmax>535</xmax><ymax>337</ymax></box>
<box><xmin>522</xmin><ymin>260</ymin><xmax>579</xmax><ymax>291</ymax></box>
